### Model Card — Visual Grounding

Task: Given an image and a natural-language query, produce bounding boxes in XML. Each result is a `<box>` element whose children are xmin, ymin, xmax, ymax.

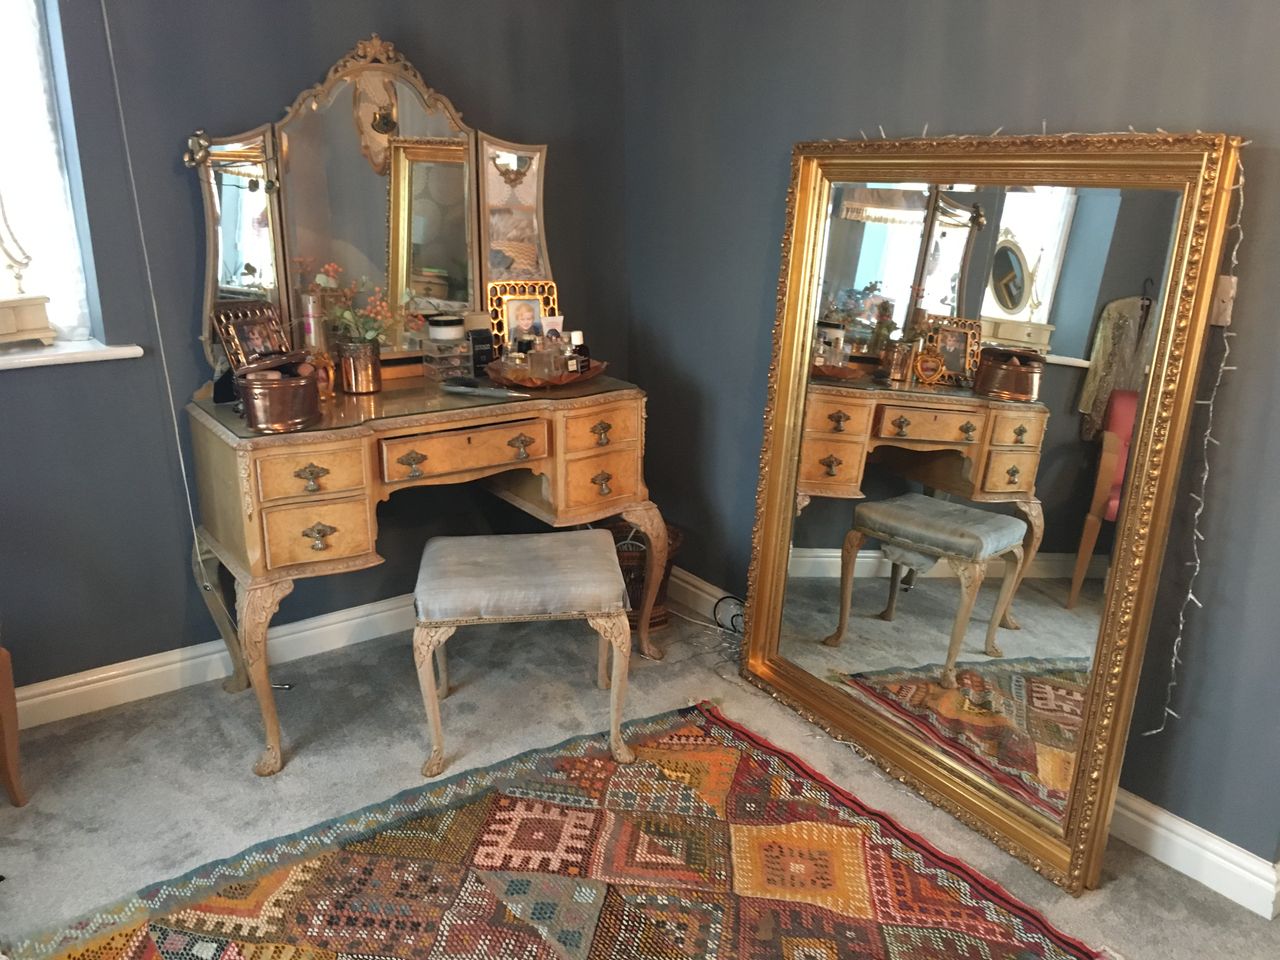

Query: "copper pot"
<box><xmin>336</xmin><ymin>339</ymin><xmax>382</xmax><ymax>394</ymax></box>
<box><xmin>974</xmin><ymin>347</ymin><xmax>1044</xmax><ymax>402</ymax></box>
<box><xmin>235</xmin><ymin>372</ymin><xmax>320</xmax><ymax>433</ymax></box>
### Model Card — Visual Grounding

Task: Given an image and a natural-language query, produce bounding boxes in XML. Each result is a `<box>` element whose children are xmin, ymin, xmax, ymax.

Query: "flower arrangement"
<box><xmin>312</xmin><ymin>264</ymin><xmax>396</xmax><ymax>344</ymax></box>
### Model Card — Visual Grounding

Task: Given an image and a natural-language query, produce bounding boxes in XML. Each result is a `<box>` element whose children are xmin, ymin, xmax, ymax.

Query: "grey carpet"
<box><xmin>1</xmin><ymin>613</ymin><xmax>1275</xmax><ymax>957</ymax></box>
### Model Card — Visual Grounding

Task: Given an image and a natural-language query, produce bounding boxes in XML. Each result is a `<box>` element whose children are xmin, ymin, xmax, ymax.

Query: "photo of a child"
<box><xmin>507</xmin><ymin>298</ymin><xmax>544</xmax><ymax>338</ymax></box>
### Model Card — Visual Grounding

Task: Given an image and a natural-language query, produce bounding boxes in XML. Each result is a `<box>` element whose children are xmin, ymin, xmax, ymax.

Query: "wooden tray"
<box><xmin>486</xmin><ymin>358</ymin><xmax>608</xmax><ymax>389</ymax></box>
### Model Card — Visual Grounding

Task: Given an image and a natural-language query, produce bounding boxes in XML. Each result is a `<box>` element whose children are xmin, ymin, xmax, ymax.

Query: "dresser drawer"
<box><xmin>255</xmin><ymin>445</ymin><xmax>366</xmax><ymax>503</ymax></box>
<box><xmin>564</xmin><ymin>401</ymin><xmax>641</xmax><ymax>453</ymax></box>
<box><xmin>564</xmin><ymin>449</ymin><xmax>640</xmax><ymax>509</ymax></box>
<box><xmin>990</xmin><ymin>411</ymin><xmax>1047</xmax><ymax>449</ymax></box>
<box><xmin>876</xmin><ymin>406</ymin><xmax>985</xmax><ymax>445</ymax></box>
<box><xmin>797</xmin><ymin>436</ymin><xmax>865</xmax><ymax>493</ymax></box>
<box><xmin>381</xmin><ymin>419</ymin><xmax>549</xmax><ymax>483</ymax></box>
<box><xmin>982</xmin><ymin>450</ymin><xmax>1039</xmax><ymax>494</ymax></box>
<box><xmin>261</xmin><ymin>496</ymin><xmax>374</xmax><ymax>570</ymax></box>
<box><xmin>803</xmin><ymin>398</ymin><xmax>873</xmax><ymax>438</ymax></box>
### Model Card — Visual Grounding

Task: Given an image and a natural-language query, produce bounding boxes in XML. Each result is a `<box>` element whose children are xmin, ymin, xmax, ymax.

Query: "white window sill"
<box><xmin>0</xmin><ymin>338</ymin><xmax>143</xmax><ymax>371</ymax></box>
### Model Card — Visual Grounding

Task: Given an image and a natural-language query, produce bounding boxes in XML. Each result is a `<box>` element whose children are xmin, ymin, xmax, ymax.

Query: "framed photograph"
<box><xmin>923</xmin><ymin>314</ymin><xmax>981</xmax><ymax>385</ymax></box>
<box><xmin>912</xmin><ymin>347</ymin><xmax>946</xmax><ymax>385</ymax></box>
<box><xmin>211</xmin><ymin>299</ymin><xmax>291</xmax><ymax>371</ymax></box>
<box><xmin>486</xmin><ymin>280</ymin><xmax>559</xmax><ymax>346</ymax></box>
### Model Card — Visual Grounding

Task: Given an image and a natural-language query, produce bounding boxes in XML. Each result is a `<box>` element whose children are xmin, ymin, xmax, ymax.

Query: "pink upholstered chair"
<box><xmin>1067</xmin><ymin>390</ymin><xmax>1139</xmax><ymax>609</ymax></box>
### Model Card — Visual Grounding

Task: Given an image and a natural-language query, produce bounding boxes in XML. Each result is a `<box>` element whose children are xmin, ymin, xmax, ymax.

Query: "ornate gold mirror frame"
<box><xmin>743</xmin><ymin>133</ymin><xmax>1241</xmax><ymax>893</ymax></box>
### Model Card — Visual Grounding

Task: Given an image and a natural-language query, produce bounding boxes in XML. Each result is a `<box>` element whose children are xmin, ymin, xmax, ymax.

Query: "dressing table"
<box><xmin>182</xmin><ymin>37</ymin><xmax>668</xmax><ymax>776</ymax></box>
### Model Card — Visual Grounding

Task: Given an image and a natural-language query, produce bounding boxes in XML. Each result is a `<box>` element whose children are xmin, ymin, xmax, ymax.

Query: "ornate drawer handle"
<box><xmin>891</xmin><ymin>415</ymin><xmax>911</xmax><ymax>438</ymax></box>
<box><xmin>293</xmin><ymin>462</ymin><xmax>330</xmax><ymax>493</ymax></box>
<box><xmin>960</xmin><ymin>421</ymin><xmax>977</xmax><ymax>442</ymax></box>
<box><xmin>591</xmin><ymin>470</ymin><xmax>613</xmax><ymax>496</ymax></box>
<box><xmin>828</xmin><ymin>410</ymin><xmax>851</xmax><ymax>433</ymax></box>
<box><xmin>590</xmin><ymin>420</ymin><xmax>613</xmax><ymax>446</ymax></box>
<box><xmin>302</xmin><ymin>521</ymin><xmax>337</xmax><ymax>551</ymax></box>
<box><xmin>1006</xmin><ymin>465</ymin><xmax>1021</xmax><ymax>485</ymax></box>
<box><xmin>819</xmin><ymin>454</ymin><xmax>843</xmax><ymax>477</ymax></box>
<box><xmin>1013</xmin><ymin>424</ymin><xmax>1028</xmax><ymax>444</ymax></box>
<box><xmin>396</xmin><ymin>449</ymin><xmax>428</xmax><ymax>479</ymax></box>
<box><xmin>508</xmin><ymin>433</ymin><xmax>536</xmax><ymax>460</ymax></box>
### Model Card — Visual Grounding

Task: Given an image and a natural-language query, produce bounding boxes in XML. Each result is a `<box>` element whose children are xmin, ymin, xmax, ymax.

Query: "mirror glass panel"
<box><xmin>780</xmin><ymin>181</ymin><xmax>1181</xmax><ymax>828</ymax></box>
<box><xmin>208</xmin><ymin>140</ymin><xmax>279</xmax><ymax>309</ymax></box>
<box><xmin>277</xmin><ymin>75</ymin><xmax>468</xmax><ymax>347</ymax></box>
<box><xmin>479</xmin><ymin>136</ymin><xmax>552</xmax><ymax>282</ymax></box>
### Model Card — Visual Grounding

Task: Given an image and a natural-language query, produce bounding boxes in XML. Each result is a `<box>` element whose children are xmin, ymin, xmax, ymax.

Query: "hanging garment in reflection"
<box><xmin>1078</xmin><ymin>295</ymin><xmax>1153</xmax><ymax>439</ymax></box>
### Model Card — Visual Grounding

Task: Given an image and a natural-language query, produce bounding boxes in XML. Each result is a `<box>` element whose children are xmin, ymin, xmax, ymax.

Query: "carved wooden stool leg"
<box><xmin>597</xmin><ymin>632</ymin><xmax>610</xmax><ymax>690</ymax></box>
<box><xmin>878</xmin><ymin>562</ymin><xmax>903</xmax><ymax>621</ymax></box>
<box><xmin>942</xmin><ymin>558</ymin><xmax>985</xmax><ymax>689</ymax></box>
<box><xmin>986</xmin><ymin>545</ymin><xmax>1024</xmax><ymax>658</ymax></box>
<box><xmin>435</xmin><ymin>646</ymin><xmax>449</xmax><ymax>700</ymax></box>
<box><xmin>0</xmin><ymin>647</ymin><xmax>27</xmax><ymax>807</ymax></box>
<box><xmin>620</xmin><ymin>501</ymin><xmax>668</xmax><ymax>661</ymax></box>
<box><xmin>414</xmin><ymin>624</ymin><xmax>456</xmax><ymax>777</ymax></box>
<box><xmin>235</xmin><ymin>579</ymin><xmax>294</xmax><ymax>777</ymax></box>
<box><xmin>822</xmin><ymin>530</ymin><xmax>865</xmax><ymax>646</ymax></box>
<box><xmin>588</xmin><ymin>613</ymin><xmax>635</xmax><ymax>764</ymax></box>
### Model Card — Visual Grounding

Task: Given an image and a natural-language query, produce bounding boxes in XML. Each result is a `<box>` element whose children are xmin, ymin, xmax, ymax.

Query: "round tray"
<box><xmin>485</xmin><ymin>358</ymin><xmax>607</xmax><ymax>389</ymax></box>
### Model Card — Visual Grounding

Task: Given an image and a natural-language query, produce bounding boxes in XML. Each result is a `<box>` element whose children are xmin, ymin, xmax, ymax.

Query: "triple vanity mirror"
<box><xmin>745</xmin><ymin>134</ymin><xmax>1240</xmax><ymax>892</ymax></box>
<box><xmin>187</xmin><ymin>35</ymin><xmax>552</xmax><ymax>371</ymax></box>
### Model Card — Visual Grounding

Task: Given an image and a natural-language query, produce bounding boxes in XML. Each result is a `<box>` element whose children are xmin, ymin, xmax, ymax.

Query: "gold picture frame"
<box><xmin>487</xmin><ymin>280</ymin><xmax>559</xmax><ymax>346</ymax></box>
<box><xmin>741</xmin><ymin>133</ymin><xmax>1241</xmax><ymax>894</ymax></box>
<box><xmin>923</xmin><ymin>314</ymin><xmax>982</xmax><ymax>385</ymax></box>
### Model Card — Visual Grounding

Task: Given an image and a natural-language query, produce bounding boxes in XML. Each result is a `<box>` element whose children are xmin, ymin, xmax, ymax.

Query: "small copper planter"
<box><xmin>336</xmin><ymin>340</ymin><xmax>382</xmax><ymax>394</ymax></box>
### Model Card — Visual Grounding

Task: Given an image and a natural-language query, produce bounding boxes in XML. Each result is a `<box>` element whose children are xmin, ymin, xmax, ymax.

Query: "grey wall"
<box><xmin>621</xmin><ymin>1</ymin><xmax>1280</xmax><ymax>859</ymax></box>
<box><xmin>0</xmin><ymin>0</ymin><xmax>626</xmax><ymax>684</ymax></box>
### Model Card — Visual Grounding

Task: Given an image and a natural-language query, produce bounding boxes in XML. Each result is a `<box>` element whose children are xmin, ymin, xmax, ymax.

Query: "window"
<box><xmin>2</xmin><ymin>0</ymin><xmax>92</xmax><ymax>339</ymax></box>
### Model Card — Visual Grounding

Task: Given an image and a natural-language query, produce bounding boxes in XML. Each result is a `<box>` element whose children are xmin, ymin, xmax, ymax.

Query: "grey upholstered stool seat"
<box><xmin>823</xmin><ymin>493</ymin><xmax>1028</xmax><ymax>688</ymax></box>
<box><xmin>411</xmin><ymin>530</ymin><xmax>635</xmax><ymax>777</ymax></box>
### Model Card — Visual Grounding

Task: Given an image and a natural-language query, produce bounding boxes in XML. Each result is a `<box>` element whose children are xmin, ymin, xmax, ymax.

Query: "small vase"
<box><xmin>336</xmin><ymin>339</ymin><xmax>382</xmax><ymax>394</ymax></box>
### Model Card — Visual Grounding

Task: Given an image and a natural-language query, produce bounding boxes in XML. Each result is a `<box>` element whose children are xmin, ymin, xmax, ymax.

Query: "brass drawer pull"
<box><xmin>396</xmin><ymin>449</ymin><xmax>428</xmax><ymax>479</ymax></box>
<box><xmin>1013</xmin><ymin>424</ymin><xmax>1028</xmax><ymax>444</ymax></box>
<box><xmin>293</xmin><ymin>462</ymin><xmax>330</xmax><ymax>493</ymax></box>
<box><xmin>891</xmin><ymin>415</ymin><xmax>911</xmax><ymax>438</ymax></box>
<box><xmin>828</xmin><ymin>410</ymin><xmax>851</xmax><ymax>433</ymax></box>
<box><xmin>508</xmin><ymin>432</ymin><xmax>536</xmax><ymax>460</ymax></box>
<box><xmin>960</xmin><ymin>421</ymin><xmax>977</xmax><ymax>442</ymax></box>
<box><xmin>1006</xmin><ymin>465</ymin><xmax>1021</xmax><ymax>485</ymax></box>
<box><xmin>819</xmin><ymin>453</ymin><xmax>843</xmax><ymax>477</ymax></box>
<box><xmin>591</xmin><ymin>470</ymin><xmax>613</xmax><ymax>496</ymax></box>
<box><xmin>590</xmin><ymin>420</ymin><xmax>612</xmax><ymax>446</ymax></box>
<box><xmin>302</xmin><ymin>521</ymin><xmax>337</xmax><ymax>551</ymax></box>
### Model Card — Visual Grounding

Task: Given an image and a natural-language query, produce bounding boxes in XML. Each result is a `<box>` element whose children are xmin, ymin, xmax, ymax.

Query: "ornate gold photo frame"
<box><xmin>487</xmin><ymin>280</ymin><xmax>559</xmax><ymax>345</ymax></box>
<box><xmin>924</xmin><ymin>314</ymin><xmax>982</xmax><ymax>385</ymax></box>
<box><xmin>742</xmin><ymin>133</ymin><xmax>1241</xmax><ymax>894</ymax></box>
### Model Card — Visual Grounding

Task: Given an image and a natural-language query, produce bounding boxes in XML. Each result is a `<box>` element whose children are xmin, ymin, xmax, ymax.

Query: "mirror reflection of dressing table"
<box><xmin>182</xmin><ymin>37</ymin><xmax>668</xmax><ymax>777</ymax></box>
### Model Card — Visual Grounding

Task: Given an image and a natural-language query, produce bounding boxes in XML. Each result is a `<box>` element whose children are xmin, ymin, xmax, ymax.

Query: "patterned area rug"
<box><xmin>838</xmin><ymin>658</ymin><xmax>1091</xmax><ymax>820</ymax></box>
<box><xmin>10</xmin><ymin>704</ymin><xmax>1099</xmax><ymax>960</ymax></box>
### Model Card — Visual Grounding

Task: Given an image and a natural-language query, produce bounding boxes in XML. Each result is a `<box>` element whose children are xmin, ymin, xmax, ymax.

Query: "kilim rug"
<box><xmin>7</xmin><ymin>703</ymin><xmax>1101</xmax><ymax>960</ymax></box>
<box><xmin>838</xmin><ymin>658</ymin><xmax>1091</xmax><ymax>821</ymax></box>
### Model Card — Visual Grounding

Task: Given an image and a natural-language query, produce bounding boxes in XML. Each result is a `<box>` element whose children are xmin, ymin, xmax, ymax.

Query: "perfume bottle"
<box><xmin>529</xmin><ymin>340</ymin><xmax>559</xmax><ymax>379</ymax></box>
<box><xmin>569</xmin><ymin>330</ymin><xmax>590</xmax><ymax>363</ymax></box>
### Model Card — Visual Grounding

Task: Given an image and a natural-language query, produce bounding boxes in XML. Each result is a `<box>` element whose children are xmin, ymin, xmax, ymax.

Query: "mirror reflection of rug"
<box><xmin>11</xmin><ymin>703</ymin><xmax>1101</xmax><ymax>960</ymax></box>
<box><xmin>838</xmin><ymin>657</ymin><xmax>1091</xmax><ymax>820</ymax></box>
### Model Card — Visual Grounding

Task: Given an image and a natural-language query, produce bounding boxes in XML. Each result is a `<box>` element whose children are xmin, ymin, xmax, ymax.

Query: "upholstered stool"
<box><xmin>411</xmin><ymin>530</ymin><xmax>635</xmax><ymax>777</ymax></box>
<box><xmin>822</xmin><ymin>493</ymin><xmax>1027</xmax><ymax>688</ymax></box>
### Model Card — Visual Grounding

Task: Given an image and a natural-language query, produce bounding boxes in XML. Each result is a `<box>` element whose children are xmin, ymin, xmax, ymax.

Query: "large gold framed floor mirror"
<box><xmin>743</xmin><ymin>134</ymin><xmax>1241</xmax><ymax>892</ymax></box>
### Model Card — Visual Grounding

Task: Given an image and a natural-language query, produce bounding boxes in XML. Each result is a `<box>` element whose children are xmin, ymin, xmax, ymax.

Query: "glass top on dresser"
<box><xmin>193</xmin><ymin>375</ymin><xmax>638</xmax><ymax>439</ymax></box>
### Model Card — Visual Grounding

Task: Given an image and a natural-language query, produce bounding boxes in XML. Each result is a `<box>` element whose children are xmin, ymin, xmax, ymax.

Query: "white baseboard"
<box><xmin>787</xmin><ymin>547</ymin><xmax>1108</xmax><ymax>581</ymax></box>
<box><xmin>1111</xmin><ymin>789</ymin><xmax>1280</xmax><ymax>919</ymax></box>
<box><xmin>16</xmin><ymin>594</ymin><xmax>416</xmax><ymax>730</ymax></box>
<box><xmin>17</xmin><ymin>573</ymin><xmax>1278</xmax><ymax>920</ymax></box>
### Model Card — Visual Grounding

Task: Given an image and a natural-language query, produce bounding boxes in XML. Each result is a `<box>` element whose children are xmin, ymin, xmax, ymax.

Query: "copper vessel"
<box><xmin>973</xmin><ymin>347</ymin><xmax>1044</xmax><ymax>402</ymax></box>
<box><xmin>236</xmin><ymin>372</ymin><xmax>320</xmax><ymax>433</ymax></box>
<box><xmin>336</xmin><ymin>340</ymin><xmax>382</xmax><ymax>394</ymax></box>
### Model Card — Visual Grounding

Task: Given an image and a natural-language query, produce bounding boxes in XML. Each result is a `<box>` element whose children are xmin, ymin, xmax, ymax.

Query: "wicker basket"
<box><xmin>602</xmin><ymin>519</ymin><xmax>684</xmax><ymax>631</ymax></box>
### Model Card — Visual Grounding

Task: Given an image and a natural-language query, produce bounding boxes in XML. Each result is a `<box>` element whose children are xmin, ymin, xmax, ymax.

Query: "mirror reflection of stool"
<box><xmin>822</xmin><ymin>493</ymin><xmax>1027</xmax><ymax>688</ymax></box>
<box><xmin>1</xmin><ymin>646</ymin><xmax>26</xmax><ymax>807</ymax></box>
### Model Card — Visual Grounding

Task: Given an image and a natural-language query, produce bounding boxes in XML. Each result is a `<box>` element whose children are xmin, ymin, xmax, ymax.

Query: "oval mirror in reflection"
<box><xmin>991</xmin><ymin>240</ymin><xmax>1029</xmax><ymax>311</ymax></box>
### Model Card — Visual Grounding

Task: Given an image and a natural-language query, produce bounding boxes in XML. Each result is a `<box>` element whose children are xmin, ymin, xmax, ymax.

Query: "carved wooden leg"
<box><xmin>235</xmin><ymin>579</ymin><xmax>294</xmax><ymax>776</ymax></box>
<box><xmin>620</xmin><ymin>501</ymin><xmax>668</xmax><ymax>661</ymax></box>
<box><xmin>1067</xmin><ymin>514</ymin><xmax>1102</xmax><ymax>610</ymax></box>
<box><xmin>822</xmin><ymin>530</ymin><xmax>865</xmax><ymax>647</ymax></box>
<box><xmin>985</xmin><ymin>545</ymin><xmax>1023</xmax><ymax>658</ymax></box>
<box><xmin>0</xmin><ymin>647</ymin><xmax>27</xmax><ymax>807</ymax></box>
<box><xmin>435</xmin><ymin>646</ymin><xmax>449</xmax><ymax>700</ymax></box>
<box><xmin>597</xmin><ymin>632</ymin><xmax>610</xmax><ymax>690</ymax></box>
<box><xmin>413</xmin><ymin>624</ymin><xmax>456</xmax><ymax>777</ymax></box>
<box><xmin>1001</xmin><ymin>499</ymin><xmax>1044</xmax><ymax>630</ymax></box>
<box><xmin>192</xmin><ymin>541</ymin><xmax>250</xmax><ymax>693</ymax></box>
<box><xmin>942</xmin><ymin>558</ymin><xmax>985</xmax><ymax>689</ymax></box>
<box><xmin>795</xmin><ymin>492</ymin><xmax>811</xmax><ymax>517</ymax></box>
<box><xmin>588</xmin><ymin>613</ymin><xmax>635</xmax><ymax>764</ymax></box>
<box><xmin>878</xmin><ymin>562</ymin><xmax>903</xmax><ymax>621</ymax></box>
